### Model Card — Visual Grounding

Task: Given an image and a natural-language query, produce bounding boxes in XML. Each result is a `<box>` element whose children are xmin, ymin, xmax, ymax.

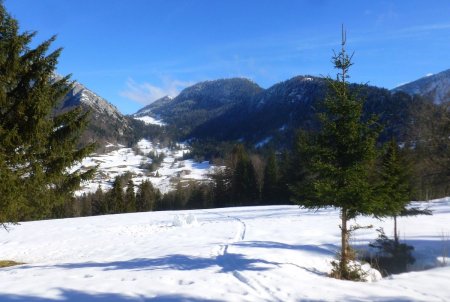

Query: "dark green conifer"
<box><xmin>262</xmin><ymin>150</ymin><xmax>280</xmax><ymax>204</ymax></box>
<box><xmin>211</xmin><ymin>167</ymin><xmax>232</xmax><ymax>207</ymax></box>
<box><xmin>377</xmin><ymin>139</ymin><xmax>413</xmax><ymax>244</ymax></box>
<box><xmin>291</xmin><ymin>28</ymin><xmax>383</xmax><ymax>280</ymax></box>
<box><xmin>0</xmin><ymin>4</ymin><xmax>95</xmax><ymax>226</ymax></box>
<box><xmin>136</xmin><ymin>180</ymin><xmax>157</xmax><ymax>212</ymax></box>
<box><xmin>91</xmin><ymin>186</ymin><xmax>108</xmax><ymax>215</ymax></box>
<box><xmin>125</xmin><ymin>180</ymin><xmax>136</xmax><ymax>213</ymax></box>
<box><xmin>110</xmin><ymin>176</ymin><xmax>124</xmax><ymax>214</ymax></box>
<box><xmin>231</xmin><ymin>145</ymin><xmax>259</xmax><ymax>205</ymax></box>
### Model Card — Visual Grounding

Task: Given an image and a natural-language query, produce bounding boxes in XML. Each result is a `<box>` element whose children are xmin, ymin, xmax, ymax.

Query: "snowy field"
<box><xmin>0</xmin><ymin>198</ymin><xmax>449</xmax><ymax>301</ymax></box>
<box><xmin>73</xmin><ymin>139</ymin><xmax>217</xmax><ymax>195</ymax></box>
<box><xmin>133</xmin><ymin>116</ymin><xmax>166</xmax><ymax>127</ymax></box>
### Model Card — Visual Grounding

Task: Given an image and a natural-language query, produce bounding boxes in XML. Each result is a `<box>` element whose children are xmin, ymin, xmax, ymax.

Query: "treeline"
<box><xmin>55</xmin><ymin>144</ymin><xmax>290</xmax><ymax>219</ymax></box>
<box><xmin>60</xmin><ymin>173</ymin><xmax>159</xmax><ymax>218</ymax></box>
<box><xmin>53</xmin><ymin>100</ymin><xmax>448</xmax><ymax>220</ymax></box>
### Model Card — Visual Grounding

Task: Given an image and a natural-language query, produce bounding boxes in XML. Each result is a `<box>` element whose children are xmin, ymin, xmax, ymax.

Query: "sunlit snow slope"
<box><xmin>0</xmin><ymin>198</ymin><xmax>449</xmax><ymax>301</ymax></box>
<box><xmin>73</xmin><ymin>139</ymin><xmax>216</xmax><ymax>195</ymax></box>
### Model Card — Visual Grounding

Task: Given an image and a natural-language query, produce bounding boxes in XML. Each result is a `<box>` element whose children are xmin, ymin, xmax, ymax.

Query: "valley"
<box><xmin>74</xmin><ymin>138</ymin><xmax>217</xmax><ymax>195</ymax></box>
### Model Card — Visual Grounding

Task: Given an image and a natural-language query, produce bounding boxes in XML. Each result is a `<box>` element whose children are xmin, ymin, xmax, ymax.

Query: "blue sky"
<box><xmin>4</xmin><ymin>0</ymin><xmax>450</xmax><ymax>114</ymax></box>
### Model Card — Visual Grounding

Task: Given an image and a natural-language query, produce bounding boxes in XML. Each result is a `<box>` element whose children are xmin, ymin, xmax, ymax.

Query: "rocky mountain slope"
<box><xmin>393</xmin><ymin>69</ymin><xmax>450</xmax><ymax>104</ymax></box>
<box><xmin>56</xmin><ymin>80</ymin><xmax>134</xmax><ymax>146</ymax></box>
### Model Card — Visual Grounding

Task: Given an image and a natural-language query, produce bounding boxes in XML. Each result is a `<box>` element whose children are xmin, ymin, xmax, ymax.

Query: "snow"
<box><xmin>255</xmin><ymin>137</ymin><xmax>272</xmax><ymax>148</ymax></box>
<box><xmin>133</xmin><ymin>116</ymin><xmax>166</xmax><ymax>126</ymax></box>
<box><xmin>73</xmin><ymin>139</ymin><xmax>216</xmax><ymax>195</ymax></box>
<box><xmin>1</xmin><ymin>198</ymin><xmax>450</xmax><ymax>301</ymax></box>
<box><xmin>393</xmin><ymin>69</ymin><xmax>450</xmax><ymax>104</ymax></box>
<box><xmin>172</xmin><ymin>214</ymin><xmax>198</xmax><ymax>227</ymax></box>
<box><xmin>278</xmin><ymin>124</ymin><xmax>287</xmax><ymax>131</ymax></box>
<box><xmin>75</xmin><ymin>83</ymin><xmax>122</xmax><ymax>118</ymax></box>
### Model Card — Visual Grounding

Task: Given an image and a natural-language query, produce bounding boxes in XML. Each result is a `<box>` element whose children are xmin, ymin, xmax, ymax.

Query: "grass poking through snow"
<box><xmin>0</xmin><ymin>260</ymin><xmax>24</xmax><ymax>268</ymax></box>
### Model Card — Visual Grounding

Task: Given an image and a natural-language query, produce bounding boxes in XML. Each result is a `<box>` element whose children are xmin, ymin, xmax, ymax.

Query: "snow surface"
<box><xmin>1</xmin><ymin>198</ymin><xmax>450</xmax><ymax>301</ymax></box>
<box><xmin>393</xmin><ymin>69</ymin><xmax>450</xmax><ymax>104</ymax></box>
<box><xmin>73</xmin><ymin>139</ymin><xmax>216</xmax><ymax>195</ymax></box>
<box><xmin>255</xmin><ymin>137</ymin><xmax>272</xmax><ymax>148</ymax></box>
<box><xmin>133</xmin><ymin>116</ymin><xmax>166</xmax><ymax>126</ymax></box>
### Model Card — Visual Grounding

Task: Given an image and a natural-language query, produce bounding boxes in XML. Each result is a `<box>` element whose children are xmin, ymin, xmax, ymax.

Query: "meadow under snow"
<box><xmin>0</xmin><ymin>198</ymin><xmax>449</xmax><ymax>301</ymax></box>
<box><xmin>73</xmin><ymin>138</ymin><xmax>216</xmax><ymax>195</ymax></box>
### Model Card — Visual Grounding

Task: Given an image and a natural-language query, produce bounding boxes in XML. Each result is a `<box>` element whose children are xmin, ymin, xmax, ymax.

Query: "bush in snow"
<box><xmin>330</xmin><ymin>259</ymin><xmax>382</xmax><ymax>282</ymax></box>
<box><xmin>365</xmin><ymin>228</ymin><xmax>415</xmax><ymax>276</ymax></box>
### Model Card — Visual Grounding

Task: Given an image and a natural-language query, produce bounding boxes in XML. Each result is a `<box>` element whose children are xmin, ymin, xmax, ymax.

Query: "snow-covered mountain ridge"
<box><xmin>393</xmin><ymin>69</ymin><xmax>450</xmax><ymax>104</ymax></box>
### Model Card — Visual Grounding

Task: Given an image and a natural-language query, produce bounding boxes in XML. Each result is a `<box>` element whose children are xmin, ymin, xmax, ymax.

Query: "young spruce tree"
<box><xmin>231</xmin><ymin>144</ymin><xmax>259</xmax><ymax>205</ymax></box>
<box><xmin>377</xmin><ymin>138</ymin><xmax>413</xmax><ymax>244</ymax></box>
<box><xmin>262</xmin><ymin>150</ymin><xmax>280</xmax><ymax>204</ymax></box>
<box><xmin>291</xmin><ymin>28</ymin><xmax>382</xmax><ymax>280</ymax></box>
<box><xmin>0</xmin><ymin>4</ymin><xmax>95</xmax><ymax>226</ymax></box>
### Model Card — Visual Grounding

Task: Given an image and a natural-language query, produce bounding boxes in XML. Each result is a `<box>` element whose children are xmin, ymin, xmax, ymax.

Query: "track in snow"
<box><xmin>205</xmin><ymin>210</ymin><xmax>281</xmax><ymax>302</ymax></box>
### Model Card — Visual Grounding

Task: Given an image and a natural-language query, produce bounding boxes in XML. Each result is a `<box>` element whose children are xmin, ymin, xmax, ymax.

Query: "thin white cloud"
<box><xmin>120</xmin><ymin>77</ymin><xmax>192</xmax><ymax>105</ymax></box>
<box><xmin>396</xmin><ymin>23</ymin><xmax>450</xmax><ymax>35</ymax></box>
<box><xmin>376</xmin><ymin>7</ymin><xmax>398</xmax><ymax>25</ymax></box>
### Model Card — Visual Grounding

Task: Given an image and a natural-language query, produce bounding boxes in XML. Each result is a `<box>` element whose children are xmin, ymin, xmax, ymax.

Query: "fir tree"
<box><xmin>291</xmin><ymin>28</ymin><xmax>382</xmax><ymax>280</ymax></box>
<box><xmin>231</xmin><ymin>145</ymin><xmax>259</xmax><ymax>205</ymax></box>
<box><xmin>262</xmin><ymin>150</ymin><xmax>280</xmax><ymax>204</ymax></box>
<box><xmin>211</xmin><ymin>167</ymin><xmax>232</xmax><ymax>207</ymax></box>
<box><xmin>0</xmin><ymin>4</ymin><xmax>95</xmax><ymax>226</ymax></box>
<box><xmin>110</xmin><ymin>176</ymin><xmax>124</xmax><ymax>214</ymax></box>
<box><xmin>412</xmin><ymin>100</ymin><xmax>450</xmax><ymax>197</ymax></box>
<box><xmin>91</xmin><ymin>186</ymin><xmax>108</xmax><ymax>215</ymax></box>
<box><xmin>80</xmin><ymin>193</ymin><xmax>93</xmax><ymax>217</ymax></box>
<box><xmin>377</xmin><ymin>138</ymin><xmax>413</xmax><ymax>244</ymax></box>
<box><xmin>125</xmin><ymin>180</ymin><xmax>136</xmax><ymax>213</ymax></box>
<box><xmin>136</xmin><ymin>180</ymin><xmax>157</xmax><ymax>212</ymax></box>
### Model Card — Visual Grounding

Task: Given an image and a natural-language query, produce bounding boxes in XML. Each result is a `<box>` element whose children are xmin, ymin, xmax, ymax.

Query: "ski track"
<box><xmin>204</xmin><ymin>210</ymin><xmax>280</xmax><ymax>302</ymax></box>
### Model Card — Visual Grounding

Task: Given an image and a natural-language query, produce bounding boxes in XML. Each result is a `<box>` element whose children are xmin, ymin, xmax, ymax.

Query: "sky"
<box><xmin>4</xmin><ymin>0</ymin><xmax>450</xmax><ymax>114</ymax></box>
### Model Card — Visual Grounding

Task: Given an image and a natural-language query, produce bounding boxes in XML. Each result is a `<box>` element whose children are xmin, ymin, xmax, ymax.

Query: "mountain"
<box><xmin>56</xmin><ymin>80</ymin><xmax>134</xmax><ymax>146</ymax></box>
<box><xmin>129</xmin><ymin>69</ymin><xmax>450</xmax><ymax>155</ymax></box>
<box><xmin>392</xmin><ymin>69</ymin><xmax>450</xmax><ymax>104</ymax></box>
<box><xmin>188</xmin><ymin>76</ymin><xmax>324</xmax><ymax>145</ymax></box>
<box><xmin>135</xmin><ymin>78</ymin><xmax>263</xmax><ymax>137</ymax></box>
<box><xmin>134</xmin><ymin>75</ymin><xmax>421</xmax><ymax>153</ymax></box>
<box><xmin>134</xmin><ymin>95</ymin><xmax>173</xmax><ymax>118</ymax></box>
<box><xmin>189</xmin><ymin>76</ymin><xmax>417</xmax><ymax>148</ymax></box>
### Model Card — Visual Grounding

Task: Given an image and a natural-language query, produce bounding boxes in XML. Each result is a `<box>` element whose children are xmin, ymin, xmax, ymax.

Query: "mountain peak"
<box><xmin>176</xmin><ymin>77</ymin><xmax>261</xmax><ymax>100</ymax></box>
<box><xmin>393</xmin><ymin>68</ymin><xmax>450</xmax><ymax>104</ymax></box>
<box><xmin>133</xmin><ymin>95</ymin><xmax>173</xmax><ymax>117</ymax></box>
<box><xmin>56</xmin><ymin>80</ymin><xmax>132</xmax><ymax>145</ymax></box>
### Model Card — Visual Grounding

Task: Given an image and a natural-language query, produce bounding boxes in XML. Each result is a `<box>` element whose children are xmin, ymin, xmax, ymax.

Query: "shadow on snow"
<box><xmin>232</xmin><ymin>240</ymin><xmax>337</xmax><ymax>256</ymax></box>
<box><xmin>17</xmin><ymin>252</ymin><xmax>279</xmax><ymax>274</ymax></box>
<box><xmin>0</xmin><ymin>289</ymin><xmax>222</xmax><ymax>302</ymax></box>
<box><xmin>0</xmin><ymin>289</ymin><xmax>417</xmax><ymax>302</ymax></box>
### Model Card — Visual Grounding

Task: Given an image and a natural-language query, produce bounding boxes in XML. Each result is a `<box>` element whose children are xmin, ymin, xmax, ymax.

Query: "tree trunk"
<box><xmin>394</xmin><ymin>215</ymin><xmax>399</xmax><ymax>245</ymax></box>
<box><xmin>340</xmin><ymin>208</ymin><xmax>349</xmax><ymax>271</ymax></box>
